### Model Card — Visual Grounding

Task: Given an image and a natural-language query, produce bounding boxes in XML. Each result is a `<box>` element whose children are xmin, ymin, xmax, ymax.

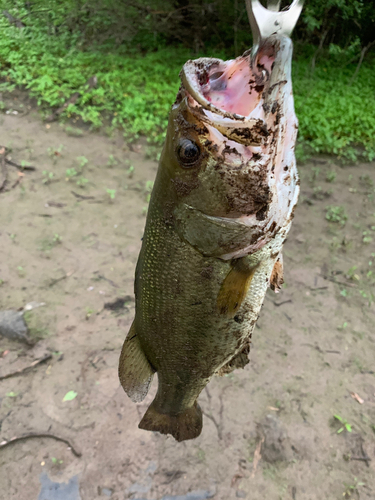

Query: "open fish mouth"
<box><xmin>180</xmin><ymin>52</ymin><xmax>272</xmax><ymax>149</ymax></box>
<box><xmin>179</xmin><ymin>0</ymin><xmax>304</xmax><ymax>151</ymax></box>
<box><xmin>178</xmin><ymin>34</ymin><xmax>296</xmax><ymax>172</ymax></box>
<box><xmin>181</xmin><ymin>47</ymin><xmax>274</xmax><ymax>123</ymax></box>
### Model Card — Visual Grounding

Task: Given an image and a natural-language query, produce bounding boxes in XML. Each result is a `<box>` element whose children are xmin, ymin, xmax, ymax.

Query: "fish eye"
<box><xmin>177</xmin><ymin>139</ymin><xmax>201</xmax><ymax>167</ymax></box>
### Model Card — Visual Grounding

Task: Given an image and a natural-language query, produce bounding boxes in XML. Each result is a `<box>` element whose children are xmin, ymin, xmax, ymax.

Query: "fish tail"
<box><xmin>118</xmin><ymin>322</ymin><xmax>155</xmax><ymax>403</ymax></box>
<box><xmin>139</xmin><ymin>402</ymin><xmax>203</xmax><ymax>442</ymax></box>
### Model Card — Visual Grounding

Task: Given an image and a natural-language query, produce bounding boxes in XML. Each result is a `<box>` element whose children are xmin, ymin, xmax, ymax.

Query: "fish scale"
<box><xmin>119</xmin><ymin>0</ymin><xmax>303</xmax><ymax>441</ymax></box>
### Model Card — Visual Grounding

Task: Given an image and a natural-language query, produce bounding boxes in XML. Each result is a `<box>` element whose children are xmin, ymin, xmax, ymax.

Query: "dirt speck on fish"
<box><xmin>119</xmin><ymin>0</ymin><xmax>304</xmax><ymax>442</ymax></box>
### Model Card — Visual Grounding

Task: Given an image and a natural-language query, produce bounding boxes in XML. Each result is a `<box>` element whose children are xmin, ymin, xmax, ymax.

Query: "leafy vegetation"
<box><xmin>1</xmin><ymin>0</ymin><xmax>372</xmax><ymax>55</ymax></box>
<box><xmin>106</xmin><ymin>188</ymin><xmax>116</xmax><ymax>200</ymax></box>
<box><xmin>0</xmin><ymin>0</ymin><xmax>374</xmax><ymax>158</ymax></box>
<box><xmin>294</xmin><ymin>56</ymin><xmax>375</xmax><ymax>161</ymax></box>
<box><xmin>325</xmin><ymin>205</ymin><xmax>348</xmax><ymax>225</ymax></box>
<box><xmin>0</xmin><ymin>25</ymin><xmax>189</xmax><ymax>143</ymax></box>
<box><xmin>342</xmin><ymin>478</ymin><xmax>365</xmax><ymax>499</ymax></box>
<box><xmin>62</xmin><ymin>390</ymin><xmax>78</xmax><ymax>402</ymax></box>
<box><xmin>334</xmin><ymin>414</ymin><xmax>353</xmax><ymax>434</ymax></box>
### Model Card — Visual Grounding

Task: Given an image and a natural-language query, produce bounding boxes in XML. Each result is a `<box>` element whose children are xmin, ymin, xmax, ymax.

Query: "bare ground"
<box><xmin>0</xmin><ymin>91</ymin><xmax>375</xmax><ymax>500</ymax></box>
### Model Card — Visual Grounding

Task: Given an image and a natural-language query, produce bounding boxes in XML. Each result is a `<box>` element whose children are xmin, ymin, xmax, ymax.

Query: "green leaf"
<box><xmin>62</xmin><ymin>390</ymin><xmax>77</xmax><ymax>402</ymax></box>
<box><xmin>6</xmin><ymin>391</ymin><xmax>18</xmax><ymax>397</ymax></box>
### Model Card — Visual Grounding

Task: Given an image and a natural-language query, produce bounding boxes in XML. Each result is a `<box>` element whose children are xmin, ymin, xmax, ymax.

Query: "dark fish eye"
<box><xmin>177</xmin><ymin>139</ymin><xmax>201</xmax><ymax>167</ymax></box>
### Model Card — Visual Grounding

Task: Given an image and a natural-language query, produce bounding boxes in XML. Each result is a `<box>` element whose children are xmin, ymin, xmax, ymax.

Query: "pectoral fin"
<box><xmin>118</xmin><ymin>322</ymin><xmax>155</xmax><ymax>403</ymax></box>
<box><xmin>217</xmin><ymin>259</ymin><xmax>258</xmax><ymax>317</ymax></box>
<box><xmin>270</xmin><ymin>255</ymin><xmax>283</xmax><ymax>293</ymax></box>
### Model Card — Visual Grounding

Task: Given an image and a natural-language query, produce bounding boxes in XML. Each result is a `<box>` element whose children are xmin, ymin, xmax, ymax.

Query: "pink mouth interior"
<box><xmin>201</xmin><ymin>54</ymin><xmax>274</xmax><ymax>117</ymax></box>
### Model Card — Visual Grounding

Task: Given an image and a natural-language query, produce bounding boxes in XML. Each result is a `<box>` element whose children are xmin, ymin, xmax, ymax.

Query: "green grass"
<box><xmin>1</xmin><ymin>22</ymin><xmax>375</xmax><ymax>159</ymax></box>
<box><xmin>293</xmin><ymin>58</ymin><xmax>375</xmax><ymax>161</ymax></box>
<box><xmin>0</xmin><ymin>24</ymin><xmax>190</xmax><ymax>143</ymax></box>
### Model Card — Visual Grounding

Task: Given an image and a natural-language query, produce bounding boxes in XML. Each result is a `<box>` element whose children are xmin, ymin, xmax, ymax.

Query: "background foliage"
<box><xmin>0</xmin><ymin>0</ymin><xmax>374</xmax><ymax>159</ymax></box>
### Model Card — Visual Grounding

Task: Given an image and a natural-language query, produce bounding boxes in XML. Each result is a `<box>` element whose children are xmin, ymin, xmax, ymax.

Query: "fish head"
<box><xmin>159</xmin><ymin>35</ymin><xmax>299</xmax><ymax>256</ymax></box>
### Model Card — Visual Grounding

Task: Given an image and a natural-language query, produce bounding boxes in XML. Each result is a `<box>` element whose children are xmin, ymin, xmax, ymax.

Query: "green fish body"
<box><xmin>119</xmin><ymin>1</ymin><xmax>303</xmax><ymax>441</ymax></box>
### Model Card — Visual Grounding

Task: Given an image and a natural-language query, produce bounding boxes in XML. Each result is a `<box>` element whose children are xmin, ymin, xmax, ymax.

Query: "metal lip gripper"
<box><xmin>245</xmin><ymin>0</ymin><xmax>304</xmax><ymax>57</ymax></box>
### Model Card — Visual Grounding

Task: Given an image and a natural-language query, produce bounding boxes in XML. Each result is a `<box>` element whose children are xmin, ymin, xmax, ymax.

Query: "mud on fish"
<box><xmin>119</xmin><ymin>0</ymin><xmax>304</xmax><ymax>442</ymax></box>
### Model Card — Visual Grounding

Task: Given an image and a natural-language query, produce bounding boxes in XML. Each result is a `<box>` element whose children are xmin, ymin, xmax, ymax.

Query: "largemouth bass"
<box><xmin>119</xmin><ymin>0</ymin><xmax>304</xmax><ymax>442</ymax></box>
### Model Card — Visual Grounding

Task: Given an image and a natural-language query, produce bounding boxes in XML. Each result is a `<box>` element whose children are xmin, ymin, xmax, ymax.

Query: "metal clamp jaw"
<box><xmin>245</xmin><ymin>0</ymin><xmax>304</xmax><ymax>56</ymax></box>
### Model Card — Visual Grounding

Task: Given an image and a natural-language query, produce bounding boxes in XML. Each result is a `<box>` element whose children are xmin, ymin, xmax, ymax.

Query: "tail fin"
<box><xmin>139</xmin><ymin>402</ymin><xmax>203</xmax><ymax>442</ymax></box>
<box><xmin>118</xmin><ymin>322</ymin><xmax>155</xmax><ymax>403</ymax></box>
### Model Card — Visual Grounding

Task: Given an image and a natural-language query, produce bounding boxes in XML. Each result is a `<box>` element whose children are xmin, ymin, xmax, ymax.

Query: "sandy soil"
<box><xmin>0</xmin><ymin>91</ymin><xmax>375</xmax><ymax>500</ymax></box>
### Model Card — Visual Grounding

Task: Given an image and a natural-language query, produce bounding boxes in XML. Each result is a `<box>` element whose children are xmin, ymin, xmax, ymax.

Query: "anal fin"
<box><xmin>118</xmin><ymin>322</ymin><xmax>155</xmax><ymax>403</ymax></box>
<box><xmin>216</xmin><ymin>341</ymin><xmax>251</xmax><ymax>376</ymax></box>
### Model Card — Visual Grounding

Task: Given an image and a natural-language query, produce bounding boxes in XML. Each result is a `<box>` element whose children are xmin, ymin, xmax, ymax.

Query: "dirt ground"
<box><xmin>0</xmin><ymin>91</ymin><xmax>375</xmax><ymax>500</ymax></box>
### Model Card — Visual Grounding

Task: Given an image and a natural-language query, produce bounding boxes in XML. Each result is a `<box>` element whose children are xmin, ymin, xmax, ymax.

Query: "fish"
<box><xmin>118</xmin><ymin>0</ymin><xmax>304</xmax><ymax>442</ymax></box>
